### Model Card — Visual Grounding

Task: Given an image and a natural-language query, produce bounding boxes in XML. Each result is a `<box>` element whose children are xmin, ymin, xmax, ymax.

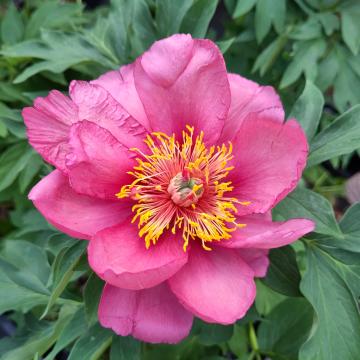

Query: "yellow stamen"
<box><xmin>117</xmin><ymin>126</ymin><xmax>249</xmax><ymax>251</ymax></box>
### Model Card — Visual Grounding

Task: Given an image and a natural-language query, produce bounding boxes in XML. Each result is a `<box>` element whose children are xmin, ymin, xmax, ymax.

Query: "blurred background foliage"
<box><xmin>0</xmin><ymin>0</ymin><xmax>360</xmax><ymax>359</ymax></box>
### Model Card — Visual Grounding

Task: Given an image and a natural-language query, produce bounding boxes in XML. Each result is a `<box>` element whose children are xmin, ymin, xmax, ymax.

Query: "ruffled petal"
<box><xmin>98</xmin><ymin>282</ymin><xmax>193</xmax><ymax>343</ymax></box>
<box><xmin>65</xmin><ymin>121</ymin><xmax>134</xmax><ymax>199</ymax></box>
<box><xmin>219</xmin><ymin>74</ymin><xmax>284</xmax><ymax>143</ymax></box>
<box><xmin>230</xmin><ymin>117</ymin><xmax>309</xmax><ymax>215</ymax></box>
<box><xmin>69</xmin><ymin>80</ymin><xmax>147</xmax><ymax>150</ymax></box>
<box><xmin>219</xmin><ymin>216</ymin><xmax>315</xmax><ymax>249</ymax></box>
<box><xmin>29</xmin><ymin>170</ymin><xmax>130</xmax><ymax>240</ymax></box>
<box><xmin>91</xmin><ymin>64</ymin><xmax>150</xmax><ymax>130</ymax></box>
<box><xmin>168</xmin><ymin>245</ymin><xmax>256</xmax><ymax>324</ymax></box>
<box><xmin>22</xmin><ymin>91</ymin><xmax>77</xmax><ymax>171</ymax></box>
<box><xmin>134</xmin><ymin>34</ymin><xmax>230</xmax><ymax>144</ymax></box>
<box><xmin>88</xmin><ymin>222</ymin><xmax>188</xmax><ymax>290</ymax></box>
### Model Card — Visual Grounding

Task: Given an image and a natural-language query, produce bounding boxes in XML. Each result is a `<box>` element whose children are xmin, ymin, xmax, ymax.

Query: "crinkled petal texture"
<box><xmin>229</xmin><ymin>117</ymin><xmax>309</xmax><ymax>215</ymax></box>
<box><xmin>168</xmin><ymin>244</ymin><xmax>256</xmax><ymax>324</ymax></box>
<box><xmin>88</xmin><ymin>222</ymin><xmax>188</xmax><ymax>290</ymax></box>
<box><xmin>98</xmin><ymin>283</ymin><xmax>193</xmax><ymax>343</ymax></box>
<box><xmin>66</xmin><ymin>121</ymin><xmax>135</xmax><ymax>199</ymax></box>
<box><xmin>23</xmin><ymin>91</ymin><xmax>77</xmax><ymax>172</ymax></box>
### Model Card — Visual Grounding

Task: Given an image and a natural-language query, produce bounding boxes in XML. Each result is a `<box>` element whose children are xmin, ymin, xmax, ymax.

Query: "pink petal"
<box><xmin>88</xmin><ymin>223</ymin><xmax>188</xmax><ymax>290</ymax></box>
<box><xmin>168</xmin><ymin>244</ymin><xmax>256</xmax><ymax>324</ymax></box>
<box><xmin>69</xmin><ymin>81</ymin><xmax>147</xmax><ymax>150</ymax></box>
<box><xmin>219</xmin><ymin>216</ymin><xmax>315</xmax><ymax>249</ymax></box>
<box><xmin>22</xmin><ymin>91</ymin><xmax>77</xmax><ymax>171</ymax></box>
<box><xmin>237</xmin><ymin>249</ymin><xmax>269</xmax><ymax>278</ymax></box>
<box><xmin>91</xmin><ymin>64</ymin><xmax>150</xmax><ymax>131</ymax></box>
<box><xmin>99</xmin><ymin>282</ymin><xmax>193</xmax><ymax>343</ymax></box>
<box><xmin>230</xmin><ymin>117</ymin><xmax>309</xmax><ymax>215</ymax></box>
<box><xmin>134</xmin><ymin>34</ymin><xmax>230</xmax><ymax>144</ymax></box>
<box><xmin>66</xmin><ymin>121</ymin><xmax>134</xmax><ymax>199</ymax></box>
<box><xmin>29</xmin><ymin>170</ymin><xmax>130</xmax><ymax>240</ymax></box>
<box><xmin>219</xmin><ymin>74</ymin><xmax>284</xmax><ymax>143</ymax></box>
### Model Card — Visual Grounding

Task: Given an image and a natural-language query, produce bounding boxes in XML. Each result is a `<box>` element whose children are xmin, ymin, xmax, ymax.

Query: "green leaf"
<box><xmin>1</xmin><ymin>2</ymin><xmax>24</xmax><ymax>45</ymax></box>
<box><xmin>44</xmin><ymin>307</ymin><xmax>88</xmax><ymax>360</ymax></box>
<box><xmin>289</xmin><ymin>80</ymin><xmax>324</xmax><ymax>141</ymax></box>
<box><xmin>262</xmin><ymin>246</ymin><xmax>302</xmax><ymax>297</ymax></box>
<box><xmin>67</xmin><ymin>323</ymin><xmax>113</xmax><ymax>360</ymax></box>
<box><xmin>300</xmin><ymin>242</ymin><xmax>360</xmax><ymax>360</ymax></box>
<box><xmin>41</xmin><ymin>241</ymin><xmax>87</xmax><ymax>319</ymax></box>
<box><xmin>307</xmin><ymin>105</ymin><xmax>360</xmax><ymax>167</ymax></box>
<box><xmin>233</xmin><ymin>0</ymin><xmax>256</xmax><ymax>18</ymax></box>
<box><xmin>273</xmin><ymin>187</ymin><xmax>341</xmax><ymax>237</ymax></box>
<box><xmin>1</xmin><ymin>306</ymin><xmax>74</xmax><ymax>360</ymax></box>
<box><xmin>255</xmin><ymin>0</ymin><xmax>286</xmax><ymax>43</ymax></box>
<box><xmin>0</xmin><ymin>240</ymin><xmax>51</xmax><ymax>313</ymax></box>
<box><xmin>0</xmin><ymin>142</ymin><xmax>35</xmax><ymax>192</ymax></box>
<box><xmin>258</xmin><ymin>298</ymin><xmax>313</xmax><ymax>360</ymax></box>
<box><xmin>110</xmin><ymin>336</ymin><xmax>141</xmax><ymax>360</ymax></box>
<box><xmin>25</xmin><ymin>1</ymin><xmax>84</xmax><ymax>39</ymax></box>
<box><xmin>156</xmin><ymin>0</ymin><xmax>193</xmax><ymax>37</ymax></box>
<box><xmin>341</xmin><ymin>4</ymin><xmax>360</xmax><ymax>55</ymax></box>
<box><xmin>0</xmin><ymin>119</ymin><xmax>8</xmax><ymax>138</ymax></box>
<box><xmin>2</xmin><ymin>30</ymin><xmax>114</xmax><ymax>83</ymax></box>
<box><xmin>280</xmin><ymin>39</ymin><xmax>326</xmax><ymax>89</ymax></box>
<box><xmin>332</xmin><ymin>46</ymin><xmax>360</xmax><ymax>112</ymax></box>
<box><xmin>255</xmin><ymin>281</ymin><xmax>286</xmax><ymax>316</ymax></box>
<box><xmin>84</xmin><ymin>273</ymin><xmax>104</xmax><ymax>325</ymax></box>
<box><xmin>18</xmin><ymin>153</ymin><xmax>43</xmax><ymax>193</ymax></box>
<box><xmin>196</xmin><ymin>321</ymin><xmax>234</xmax><ymax>345</ymax></box>
<box><xmin>217</xmin><ymin>37</ymin><xmax>235</xmax><ymax>54</ymax></box>
<box><xmin>253</xmin><ymin>35</ymin><xmax>288</xmax><ymax>76</ymax></box>
<box><xmin>227</xmin><ymin>324</ymin><xmax>248</xmax><ymax>358</ymax></box>
<box><xmin>180</xmin><ymin>0</ymin><xmax>218</xmax><ymax>38</ymax></box>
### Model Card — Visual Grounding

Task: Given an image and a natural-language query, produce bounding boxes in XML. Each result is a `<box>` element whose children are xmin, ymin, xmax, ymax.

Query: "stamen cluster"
<box><xmin>117</xmin><ymin>126</ymin><xmax>248</xmax><ymax>251</ymax></box>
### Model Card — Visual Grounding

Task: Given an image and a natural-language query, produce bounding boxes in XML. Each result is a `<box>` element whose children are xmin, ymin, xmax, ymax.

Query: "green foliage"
<box><xmin>0</xmin><ymin>1</ymin><xmax>360</xmax><ymax>360</ymax></box>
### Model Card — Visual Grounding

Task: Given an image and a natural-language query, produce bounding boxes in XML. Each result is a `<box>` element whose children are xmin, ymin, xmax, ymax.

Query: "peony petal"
<box><xmin>91</xmin><ymin>64</ymin><xmax>150</xmax><ymax>130</ymax></box>
<box><xmin>219</xmin><ymin>216</ymin><xmax>315</xmax><ymax>249</ymax></box>
<box><xmin>99</xmin><ymin>282</ymin><xmax>193</xmax><ymax>343</ymax></box>
<box><xmin>22</xmin><ymin>91</ymin><xmax>77</xmax><ymax>171</ymax></box>
<box><xmin>29</xmin><ymin>170</ymin><xmax>130</xmax><ymax>240</ymax></box>
<box><xmin>88</xmin><ymin>222</ymin><xmax>188</xmax><ymax>290</ymax></box>
<box><xmin>69</xmin><ymin>80</ymin><xmax>147</xmax><ymax>150</ymax></box>
<box><xmin>237</xmin><ymin>248</ymin><xmax>269</xmax><ymax>278</ymax></box>
<box><xmin>219</xmin><ymin>74</ymin><xmax>284</xmax><ymax>143</ymax></box>
<box><xmin>66</xmin><ymin>121</ymin><xmax>135</xmax><ymax>199</ymax></box>
<box><xmin>168</xmin><ymin>244</ymin><xmax>256</xmax><ymax>324</ymax></box>
<box><xmin>134</xmin><ymin>34</ymin><xmax>230</xmax><ymax>144</ymax></box>
<box><xmin>229</xmin><ymin>117</ymin><xmax>309</xmax><ymax>215</ymax></box>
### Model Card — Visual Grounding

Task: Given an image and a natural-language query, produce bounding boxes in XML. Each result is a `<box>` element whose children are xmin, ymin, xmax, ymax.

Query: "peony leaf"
<box><xmin>273</xmin><ymin>187</ymin><xmax>341</xmax><ymax>237</ymax></box>
<box><xmin>180</xmin><ymin>0</ymin><xmax>219</xmax><ymax>38</ymax></box>
<box><xmin>262</xmin><ymin>246</ymin><xmax>302</xmax><ymax>297</ymax></box>
<box><xmin>299</xmin><ymin>204</ymin><xmax>360</xmax><ymax>360</ymax></box>
<box><xmin>84</xmin><ymin>273</ymin><xmax>104</xmax><ymax>325</ymax></box>
<box><xmin>67</xmin><ymin>323</ymin><xmax>113</xmax><ymax>360</ymax></box>
<box><xmin>41</xmin><ymin>241</ymin><xmax>87</xmax><ymax>319</ymax></box>
<box><xmin>258</xmin><ymin>298</ymin><xmax>313</xmax><ymax>360</ymax></box>
<box><xmin>1</xmin><ymin>2</ymin><xmax>24</xmax><ymax>45</ymax></box>
<box><xmin>110</xmin><ymin>336</ymin><xmax>141</xmax><ymax>360</ymax></box>
<box><xmin>307</xmin><ymin>105</ymin><xmax>360</xmax><ymax>167</ymax></box>
<box><xmin>289</xmin><ymin>80</ymin><xmax>324</xmax><ymax>142</ymax></box>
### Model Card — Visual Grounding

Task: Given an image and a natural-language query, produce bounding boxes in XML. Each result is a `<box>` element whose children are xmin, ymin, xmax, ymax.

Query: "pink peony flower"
<box><xmin>23</xmin><ymin>34</ymin><xmax>315</xmax><ymax>344</ymax></box>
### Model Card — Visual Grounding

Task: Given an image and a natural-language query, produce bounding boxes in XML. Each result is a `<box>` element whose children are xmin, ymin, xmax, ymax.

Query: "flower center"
<box><xmin>167</xmin><ymin>171</ymin><xmax>204</xmax><ymax>207</ymax></box>
<box><xmin>117</xmin><ymin>126</ymin><xmax>249</xmax><ymax>251</ymax></box>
